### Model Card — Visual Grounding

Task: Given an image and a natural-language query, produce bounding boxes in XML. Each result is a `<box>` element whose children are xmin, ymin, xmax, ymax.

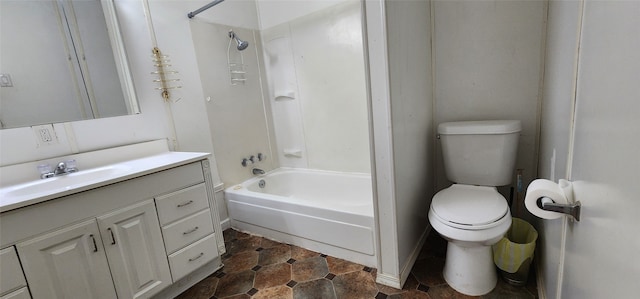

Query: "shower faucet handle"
<box><xmin>242</xmin><ymin>154</ymin><xmax>265</xmax><ymax>167</ymax></box>
<box><xmin>241</xmin><ymin>158</ymin><xmax>253</xmax><ymax>167</ymax></box>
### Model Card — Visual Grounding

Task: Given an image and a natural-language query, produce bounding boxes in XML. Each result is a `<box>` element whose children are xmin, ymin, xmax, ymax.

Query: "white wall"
<box><xmin>262</xmin><ymin>26</ymin><xmax>310</xmax><ymax>169</ymax></box>
<box><xmin>261</xmin><ymin>1</ymin><xmax>371</xmax><ymax>173</ymax></box>
<box><xmin>537</xmin><ymin>0</ymin><xmax>581</xmax><ymax>297</ymax></box>
<box><xmin>433</xmin><ymin>0</ymin><xmax>547</xmax><ymax>194</ymax></box>
<box><xmin>565</xmin><ymin>2</ymin><xmax>640</xmax><ymax>296</ymax></box>
<box><xmin>185</xmin><ymin>0</ymin><xmax>260</xmax><ymax>29</ymax></box>
<box><xmin>256</xmin><ymin>0</ymin><xmax>350</xmax><ymax>29</ymax></box>
<box><xmin>0</xmin><ymin>0</ymin><xmax>169</xmax><ymax>167</ymax></box>
<box><xmin>0</xmin><ymin>0</ymin><xmax>223</xmax><ymax>187</ymax></box>
<box><xmin>145</xmin><ymin>1</ymin><xmax>217</xmax><ymax>157</ymax></box>
<box><xmin>538</xmin><ymin>1</ymin><xmax>640</xmax><ymax>298</ymax></box>
<box><xmin>188</xmin><ymin>1</ymin><xmax>369</xmax><ymax>183</ymax></box>
<box><xmin>191</xmin><ymin>21</ymin><xmax>274</xmax><ymax>185</ymax></box>
<box><xmin>387</xmin><ymin>0</ymin><xmax>435</xmax><ymax>285</ymax></box>
<box><xmin>365</xmin><ymin>0</ymin><xmax>434</xmax><ymax>288</ymax></box>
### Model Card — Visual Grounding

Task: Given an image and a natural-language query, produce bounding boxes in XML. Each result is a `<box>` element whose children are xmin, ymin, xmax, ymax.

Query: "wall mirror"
<box><xmin>0</xmin><ymin>0</ymin><xmax>139</xmax><ymax>129</ymax></box>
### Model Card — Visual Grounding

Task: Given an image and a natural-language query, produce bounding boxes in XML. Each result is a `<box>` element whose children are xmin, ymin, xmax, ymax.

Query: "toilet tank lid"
<box><xmin>438</xmin><ymin>120</ymin><xmax>522</xmax><ymax>135</ymax></box>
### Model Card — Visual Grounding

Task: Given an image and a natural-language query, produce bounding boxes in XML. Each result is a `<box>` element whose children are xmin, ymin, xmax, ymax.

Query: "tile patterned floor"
<box><xmin>177</xmin><ymin>229</ymin><xmax>538</xmax><ymax>299</ymax></box>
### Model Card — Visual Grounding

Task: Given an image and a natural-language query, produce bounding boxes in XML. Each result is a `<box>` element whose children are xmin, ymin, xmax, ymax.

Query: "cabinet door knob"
<box><xmin>89</xmin><ymin>234</ymin><xmax>98</xmax><ymax>252</ymax></box>
<box><xmin>107</xmin><ymin>228</ymin><xmax>116</xmax><ymax>245</ymax></box>
<box><xmin>183</xmin><ymin>226</ymin><xmax>199</xmax><ymax>235</ymax></box>
<box><xmin>177</xmin><ymin>200</ymin><xmax>194</xmax><ymax>208</ymax></box>
<box><xmin>188</xmin><ymin>252</ymin><xmax>204</xmax><ymax>262</ymax></box>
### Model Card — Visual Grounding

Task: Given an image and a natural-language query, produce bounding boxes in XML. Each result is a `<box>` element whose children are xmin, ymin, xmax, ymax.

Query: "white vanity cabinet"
<box><xmin>0</xmin><ymin>247</ymin><xmax>30</xmax><ymax>299</ymax></box>
<box><xmin>1</xmin><ymin>157</ymin><xmax>225</xmax><ymax>299</ymax></box>
<box><xmin>155</xmin><ymin>184</ymin><xmax>218</xmax><ymax>282</ymax></box>
<box><xmin>97</xmin><ymin>199</ymin><xmax>172</xmax><ymax>298</ymax></box>
<box><xmin>0</xmin><ymin>289</ymin><xmax>31</xmax><ymax>299</ymax></box>
<box><xmin>17</xmin><ymin>219</ymin><xmax>117</xmax><ymax>299</ymax></box>
<box><xmin>17</xmin><ymin>200</ymin><xmax>171</xmax><ymax>299</ymax></box>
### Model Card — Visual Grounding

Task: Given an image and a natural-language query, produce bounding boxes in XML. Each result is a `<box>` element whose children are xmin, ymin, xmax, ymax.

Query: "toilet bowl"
<box><xmin>428</xmin><ymin>184</ymin><xmax>511</xmax><ymax>295</ymax></box>
<box><xmin>428</xmin><ymin>120</ymin><xmax>521</xmax><ymax>296</ymax></box>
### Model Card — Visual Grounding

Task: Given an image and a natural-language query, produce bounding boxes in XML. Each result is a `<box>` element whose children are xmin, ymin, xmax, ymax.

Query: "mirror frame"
<box><xmin>0</xmin><ymin>0</ymin><xmax>139</xmax><ymax>129</ymax></box>
<box><xmin>101</xmin><ymin>0</ymin><xmax>140</xmax><ymax>115</ymax></box>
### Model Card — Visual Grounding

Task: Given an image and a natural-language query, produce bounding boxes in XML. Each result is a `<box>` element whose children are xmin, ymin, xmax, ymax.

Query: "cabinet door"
<box><xmin>0</xmin><ymin>247</ymin><xmax>27</xmax><ymax>295</ymax></box>
<box><xmin>98</xmin><ymin>199</ymin><xmax>171</xmax><ymax>299</ymax></box>
<box><xmin>16</xmin><ymin>219</ymin><xmax>117</xmax><ymax>299</ymax></box>
<box><xmin>0</xmin><ymin>288</ymin><xmax>31</xmax><ymax>299</ymax></box>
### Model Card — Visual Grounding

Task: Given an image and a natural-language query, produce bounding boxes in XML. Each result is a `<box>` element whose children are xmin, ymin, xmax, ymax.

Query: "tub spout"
<box><xmin>252</xmin><ymin>168</ymin><xmax>265</xmax><ymax>175</ymax></box>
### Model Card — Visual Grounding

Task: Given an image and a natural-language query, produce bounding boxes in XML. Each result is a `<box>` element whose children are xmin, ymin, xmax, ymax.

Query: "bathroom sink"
<box><xmin>0</xmin><ymin>140</ymin><xmax>210</xmax><ymax>213</ymax></box>
<box><xmin>2</xmin><ymin>165</ymin><xmax>134</xmax><ymax>198</ymax></box>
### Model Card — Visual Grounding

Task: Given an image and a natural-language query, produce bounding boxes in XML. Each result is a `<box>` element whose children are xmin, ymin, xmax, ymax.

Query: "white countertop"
<box><xmin>0</xmin><ymin>142</ymin><xmax>209</xmax><ymax>212</ymax></box>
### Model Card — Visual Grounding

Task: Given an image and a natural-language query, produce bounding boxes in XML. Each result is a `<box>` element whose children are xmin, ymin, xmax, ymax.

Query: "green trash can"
<box><xmin>492</xmin><ymin>218</ymin><xmax>538</xmax><ymax>286</ymax></box>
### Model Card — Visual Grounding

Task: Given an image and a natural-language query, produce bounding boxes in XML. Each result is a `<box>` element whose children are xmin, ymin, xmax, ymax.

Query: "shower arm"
<box><xmin>187</xmin><ymin>0</ymin><xmax>225</xmax><ymax>19</ymax></box>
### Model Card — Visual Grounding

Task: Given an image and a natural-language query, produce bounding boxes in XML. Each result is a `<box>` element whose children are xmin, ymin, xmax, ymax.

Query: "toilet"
<box><xmin>428</xmin><ymin>120</ymin><xmax>521</xmax><ymax>296</ymax></box>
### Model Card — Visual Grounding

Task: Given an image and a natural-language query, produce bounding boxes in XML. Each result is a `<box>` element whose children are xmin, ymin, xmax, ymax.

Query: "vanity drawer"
<box><xmin>168</xmin><ymin>233</ymin><xmax>218</xmax><ymax>282</ymax></box>
<box><xmin>0</xmin><ymin>287</ymin><xmax>31</xmax><ymax>299</ymax></box>
<box><xmin>156</xmin><ymin>183</ymin><xmax>209</xmax><ymax>225</ymax></box>
<box><xmin>161</xmin><ymin>209</ymin><xmax>214</xmax><ymax>254</ymax></box>
<box><xmin>0</xmin><ymin>247</ymin><xmax>27</xmax><ymax>296</ymax></box>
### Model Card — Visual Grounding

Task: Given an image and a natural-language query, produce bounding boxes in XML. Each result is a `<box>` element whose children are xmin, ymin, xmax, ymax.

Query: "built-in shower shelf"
<box><xmin>274</xmin><ymin>90</ymin><xmax>296</xmax><ymax>101</ymax></box>
<box><xmin>283</xmin><ymin>149</ymin><xmax>303</xmax><ymax>158</ymax></box>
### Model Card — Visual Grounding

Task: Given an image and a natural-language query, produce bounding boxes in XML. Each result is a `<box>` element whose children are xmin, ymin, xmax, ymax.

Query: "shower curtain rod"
<box><xmin>187</xmin><ymin>0</ymin><xmax>225</xmax><ymax>19</ymax></box>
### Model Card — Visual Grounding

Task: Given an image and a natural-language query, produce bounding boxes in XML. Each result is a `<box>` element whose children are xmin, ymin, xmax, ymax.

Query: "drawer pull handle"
<box><xmin>177</xmin><ymin>200</ymin><xmax>194</xmax><ymax>208</ymax></box>
<box><xmin>188</xmin><ymin>252</ymin><xmax>204</xmax><ymax>262</ymax></box>
<box><xmin>89</xmin><ymin>234</ymin><xmax>98</xmax><ymax>252</ymax></box>
<box><xmin>107</xmin><ymin>228</ymin><xmax>116</xmax><ymax>245</ymax></box>
<box><xmin>183</xmin><ymin>226</ymin><xmax>199</xmax><ymax>235</ymax></box>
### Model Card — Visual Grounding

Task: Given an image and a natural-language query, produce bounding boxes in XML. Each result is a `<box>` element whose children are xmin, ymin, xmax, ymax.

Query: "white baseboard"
<box><xmin>400</xmin><ymin>226</ymin><xmax>430</xmax><ymax>285</ymax></box>
<box><xmin>375</xmin><ymin>225</ymin><xmax>431</xmax><ymax>289</ymax></box>
<box><xmin>220</xmin><ymin>217</ymin><xmax>230</xmax><ymax>230</ymax></box>
<box><xmin>153</xmin><ymin>258</ymin><xmax>222</xmax><ymax>299</ymax></box>
<box><xmin>376</xmin><ymin>272</ymin><xmax>403</xmax><ymax>289</ymax></box>
<box><xmin>536</xmin><ymin>257</ymin><xmax>547</xmax><ymax>299</ymax></box>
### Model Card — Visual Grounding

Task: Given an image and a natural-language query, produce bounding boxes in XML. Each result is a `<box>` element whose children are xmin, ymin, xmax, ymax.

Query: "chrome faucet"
<box><xmin>54</xmin><ymin>162</ymin><xmax>68</xmax><ymax>175</ymax></box>
<box><xmin>252</xmin><ymin>168</ymin><xmax>265</xmax><ymax>175</ymax></box>
<box><xmin>39</xmin><ymin>160</ymin><xmax>78</xmax><ymax>179</ymax></box>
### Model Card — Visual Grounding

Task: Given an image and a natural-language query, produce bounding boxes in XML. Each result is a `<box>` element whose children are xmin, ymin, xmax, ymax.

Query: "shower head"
<box><xmin>229</xmin><ymin>30</ymin><xmax>249</xmax><ymax>51</ymax></box>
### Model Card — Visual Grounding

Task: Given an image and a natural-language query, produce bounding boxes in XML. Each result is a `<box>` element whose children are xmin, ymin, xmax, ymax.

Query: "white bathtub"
<box><xmin>225</xmin><ymin>168</ymin><xmax>376</xmax><ymax>266</ymax></box>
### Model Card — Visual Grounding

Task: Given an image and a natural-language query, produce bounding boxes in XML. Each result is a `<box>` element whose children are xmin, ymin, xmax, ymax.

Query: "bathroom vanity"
<box><xmin>0</xmin><ymin>141</ymin><xmax>225</xmax><ymax>299</ymax></box>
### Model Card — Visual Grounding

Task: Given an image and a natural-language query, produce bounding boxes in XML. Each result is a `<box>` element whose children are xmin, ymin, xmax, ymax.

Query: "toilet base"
<box><xmin>443</xmin><ymin>242</ymin><xmax>497</xmax><ymax>296</ymax></box>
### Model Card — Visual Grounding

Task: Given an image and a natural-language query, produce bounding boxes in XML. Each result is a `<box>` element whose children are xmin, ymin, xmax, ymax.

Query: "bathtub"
<box><xmin>225</xmin><ymin>168</ymin><xmax>376</xmax><ymax>266</ymax></box>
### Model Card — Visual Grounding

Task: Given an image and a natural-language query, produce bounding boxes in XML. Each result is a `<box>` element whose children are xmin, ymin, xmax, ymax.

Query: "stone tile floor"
<box><xmin>176</xmin><ymin>228</ymin><xmax>538</xmax><ymax>299</ymax></box>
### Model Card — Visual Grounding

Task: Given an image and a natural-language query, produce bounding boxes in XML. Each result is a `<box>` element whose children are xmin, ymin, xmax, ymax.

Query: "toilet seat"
<box><xmin>431</xmin><ymin>184</ymin><xmax>509</xmax><ymax>230</ymax></box>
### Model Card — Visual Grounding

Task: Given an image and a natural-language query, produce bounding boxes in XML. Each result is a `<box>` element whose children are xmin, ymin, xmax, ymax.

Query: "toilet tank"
<box><xmin>439</xmin><ymin>120</ymin><xmax>521</xmax><ymax>186</ymax></box>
